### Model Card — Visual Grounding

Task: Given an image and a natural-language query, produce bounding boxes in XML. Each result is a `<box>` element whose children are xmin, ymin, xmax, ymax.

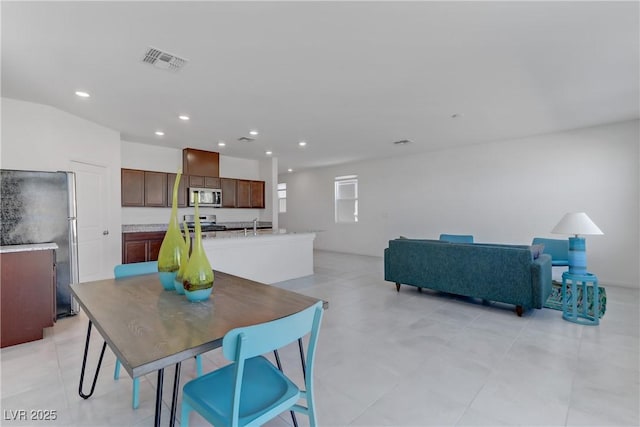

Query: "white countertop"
<box><xmin>0</xmin><ymin>243</ymin><xmax>59</xmax><ymax>254</ymax></box>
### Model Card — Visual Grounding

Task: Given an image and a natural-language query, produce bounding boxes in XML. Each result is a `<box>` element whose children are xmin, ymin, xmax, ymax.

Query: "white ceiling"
<box><xmin>2</xmin><ymin>1</ymin><xmax>638</xmax><ymax>174</ymax></box>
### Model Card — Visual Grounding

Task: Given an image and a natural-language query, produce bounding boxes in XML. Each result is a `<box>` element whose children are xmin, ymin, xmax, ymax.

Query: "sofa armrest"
<box><xmin>531</xmin><ymin>253</ymin><xmax>552</xmax><ymax>308</ymax></box>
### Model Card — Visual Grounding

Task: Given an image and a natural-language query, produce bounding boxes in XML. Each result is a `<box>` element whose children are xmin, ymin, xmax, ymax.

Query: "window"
<box><xmin>277</xmin><ymin>183</ymin><xmax>287</xmax><ymax>213</ymax></box>
<box><xmin>334</xmin><ymin>175</ymin><xmax>358</xmax><ymax>223</ymax></box>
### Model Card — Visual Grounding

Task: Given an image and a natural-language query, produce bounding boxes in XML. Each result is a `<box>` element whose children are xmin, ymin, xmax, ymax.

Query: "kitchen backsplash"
<box><xmin>121</xmin><ymin>207</ymin><xmax>270</xmax><ymax>225</ymax></box>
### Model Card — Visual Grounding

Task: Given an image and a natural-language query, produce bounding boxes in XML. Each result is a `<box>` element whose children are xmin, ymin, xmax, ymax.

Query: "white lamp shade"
<box><xmin>551</xmin><ymin>212</ymin><xmax>604</xmax><ymax>236</ymax></box>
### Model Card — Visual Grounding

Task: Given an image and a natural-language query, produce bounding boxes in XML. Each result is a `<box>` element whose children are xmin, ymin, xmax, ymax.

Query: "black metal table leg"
<box><xmin>78</xmin><ymin>321</ymin><xmax>107</xmax><ymax>399</ymax></box>
<box><xmin>298</xmin><ymin>338</ymin><xmax>306</xmax><ymax>381</ymax></box>
<box><xmin>155</xmin><ymin>368</ymin><xmax>164</xmax><ymax>427</ymax></box>
<box><xmin>169</xmin><ymin>362</ymin><xmax>181</xmax><ymax>427</ymax></box>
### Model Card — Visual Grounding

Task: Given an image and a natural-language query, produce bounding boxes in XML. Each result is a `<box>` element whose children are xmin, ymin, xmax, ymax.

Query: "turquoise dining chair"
<box><xmin>113</xmin><ymin>261</ymin><xmax>203</xmax><ymax>409</ymax></box>
<box><xmin>439</xmin><ymin>233</ymin><xmax>474</xmax><ymax>243</ymax></box>
<box><xmin>181</xmin><ymin>301</ymin><xmax>324</xmax><ymax>427</ymax></box>
<box><xmin>531</xmin><ymin>237</ymin><xmax>569</xmax><ymax>267</ymax></box>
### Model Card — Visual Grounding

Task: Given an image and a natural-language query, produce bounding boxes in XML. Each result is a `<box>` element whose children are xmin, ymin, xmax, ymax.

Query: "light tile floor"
<box><xmin>1</xmin><ymin>250</ymin><xmax>639</xmax><ymax>426</ymax></box>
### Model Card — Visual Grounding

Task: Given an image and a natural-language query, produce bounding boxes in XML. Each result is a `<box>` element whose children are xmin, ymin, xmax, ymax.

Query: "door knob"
<box><xmin>103</xmin><ymin>230</ymin><xmax>109</xmax><ymax>236</ymax></box>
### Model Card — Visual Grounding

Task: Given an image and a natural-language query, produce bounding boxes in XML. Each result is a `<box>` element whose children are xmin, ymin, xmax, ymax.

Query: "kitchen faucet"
<box><xmin>252</xmin><ymin>218</ymin><xmax>258</xmax><ymax>236</ymax></box>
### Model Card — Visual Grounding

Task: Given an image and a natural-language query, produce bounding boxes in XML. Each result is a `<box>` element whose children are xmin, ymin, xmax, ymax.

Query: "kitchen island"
<box><xmin>200</xmin><ymin>231</ymin><xmax>315</xmax><ymax>284</ymax></box>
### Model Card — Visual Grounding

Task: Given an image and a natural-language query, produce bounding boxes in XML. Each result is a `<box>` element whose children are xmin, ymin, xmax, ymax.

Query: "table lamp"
<box><xmin>551</xmin><ymin>212</ymin><xmax>603</xmax><ymax>275</ymax></box>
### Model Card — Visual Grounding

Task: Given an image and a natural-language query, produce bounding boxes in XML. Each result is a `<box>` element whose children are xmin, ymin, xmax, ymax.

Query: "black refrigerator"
<box><xmin>1</xmin><ymin>169</ymin><xmax>80</xmax><ymax>318</ymax></box>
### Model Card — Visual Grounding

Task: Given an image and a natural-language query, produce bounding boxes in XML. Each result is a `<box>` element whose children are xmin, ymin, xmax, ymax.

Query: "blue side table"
<box><xmin>561</xmin><ymin>271</ymin><xmax>600</xmax><ymax>325</ymax></box>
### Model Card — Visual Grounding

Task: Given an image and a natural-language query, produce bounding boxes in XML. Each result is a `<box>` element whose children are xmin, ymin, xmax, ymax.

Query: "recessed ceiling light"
<box><xmin>298</xmin><ymin>141</ymin><xmax>307</xmax><ymax>147</ymax></box>
<box><xmin>218</xmin><ymin>141</ymin><xmax>226</xmax><ymax>147</ymax></box>
<box><xmin>249</xmin><ymin>130</ymin><xmax>259</xmax><ymax>136</ymax></box>
<box><xmin>155</xmin><ymin>131</ymin><xmax>165</xmax><ymax>136</ymax></box>
<box><xmin>178</xmin><ymin>115</ymin><xmax>190</xmax><ymax>121</ymax></box>
<box><xmin>287</xmin><ymin>168</ymin><xmax>293</xmax><ymax>173</ymax></box>
<box><xmin>75</xmin><ymin>91</ymin><xmax>90</xmax><ymax>98</ymax></box>
<box><xmin>265</xmin><ymin>151</ymin><xmax>273</xmax><ymax>156</ymax></box>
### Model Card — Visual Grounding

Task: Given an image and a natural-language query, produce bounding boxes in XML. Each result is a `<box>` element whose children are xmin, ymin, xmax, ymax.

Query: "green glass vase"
<box><xmin>183</xmin><ymin>196</ymin><xmax>214</xmax><ymax>302</ymax></box>
<box><xmin>174</xmin><ymin>221</ymin><xmax>191</xmax><ymax>294</ymax></box>
<box><xmin>157</xmin><ymin>171</ymin><xmax>185</xmax><ymax>291</ymax></box>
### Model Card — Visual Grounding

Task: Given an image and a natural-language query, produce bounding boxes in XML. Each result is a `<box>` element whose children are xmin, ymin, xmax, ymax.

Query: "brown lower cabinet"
<box><xmin>122</xmin><ymin>232</ymin><xmax>165</xmax><ymax>264</ymax></box>
<box><xmin>0</xmin><ymin>249</ymin><xmax>56</xmax><ymax>348</ymax></box>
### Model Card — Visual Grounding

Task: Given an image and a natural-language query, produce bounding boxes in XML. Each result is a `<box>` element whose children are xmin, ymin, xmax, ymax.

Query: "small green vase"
<box><xmin>174</xmin><ymin>221</ymin><xmax>191</xmax><ymax>294</ymax></box>
<box><xmin>183</xmin><ymin>195</ymin><xmax>214</xmax><ymax>302</ymax></box>
<box><xmin>158</xmin><ymin>171</ymin><xmax>185</xmax><ymax>291</ymax></box>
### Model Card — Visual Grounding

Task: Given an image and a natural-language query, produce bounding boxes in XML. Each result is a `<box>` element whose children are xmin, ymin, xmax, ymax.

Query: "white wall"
<box><xmin>280</xmin><ymin>120</ymin><xmax>640</xmax><ymax>288</ymax></box>
<box><xmin>1</xmin><ymin>97</ymin><xmax>122</xmax><ymax>280</ymax></box>
<box><xmin>120</xmin><ymin>140</ymin><xmax>274</xmax><ymax>225</ymax></box>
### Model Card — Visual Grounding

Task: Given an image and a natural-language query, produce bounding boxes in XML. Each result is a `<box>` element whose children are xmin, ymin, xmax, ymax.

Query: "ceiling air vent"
<box><xmin>142</xmin><ymin>47</ymin><xmax>188</xmax><ymax>72</ymax></box>
<box><xmin>237</xmin><ymin>137</ymin><xmax>256</xmax><ymax>142</ymax></box>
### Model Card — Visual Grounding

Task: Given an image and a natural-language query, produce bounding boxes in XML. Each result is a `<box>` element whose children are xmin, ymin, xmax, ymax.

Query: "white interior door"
<box><xmin>71</xmin><ymin>160</ymin><xmax>110</xmax><ymax>282</ymax></box>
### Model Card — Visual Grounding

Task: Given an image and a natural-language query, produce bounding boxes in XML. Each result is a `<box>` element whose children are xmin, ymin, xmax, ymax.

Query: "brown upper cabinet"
<box><xmin>144</xmin><ymin>171</ymin><xmax>168</xmax><ymax>207</ymax></box>
<box><xmin>121</xmin><ymin>169</ymin><xmax>145</xmax><ymax>206</ymax></box>
<box><xmin>188</xmin><ymin>175</ymin><xmax>221</xmax><ymax>189</ymax></box>
<box><xmin>236</xmin><ymin>180</ymin><xmax>251</xmax><ymax>208</ymax></box>
<box><xmin>122</xmin><ymin>167</ymin><xmax>264</xmax><ymax>209</ymax></box>
<box><xmin>236</xmin><ymin>179</ymin><xmax>265</xmax><ymax>209</ymax></box>
<box><xmin>250</xmin><ymin>180</ymin><xmax>265</xmax><ymax>208</ymax></box>
<box><xmin>167</xmin><ymin>173</ymin><xmax>187</xmax><ymax>207</ymax></box>
<box><xmin>183</xmin><ymin>148</ymin><xmax>219</xmax><ymax>177</ymax></box>
<box><xmin>220</xmin><ymin>178</ymin><xmax>237</xmax><ymax>208</ymax></box>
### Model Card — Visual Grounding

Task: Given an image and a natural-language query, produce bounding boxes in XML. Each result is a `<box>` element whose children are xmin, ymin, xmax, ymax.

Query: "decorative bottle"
<box><xmin>183</xmin><ymin>195</ymin><xmax>214</xmax><ymax>302</ymax></box>
<box><xmin>174</xmin><ymin>221</ymin><xmax>191</xmax><ymax>294</ymax></box>
<box><xmin>157</xmin><ymin>171</ymin><xmax>185</xmax><ymax>291</ymax></box>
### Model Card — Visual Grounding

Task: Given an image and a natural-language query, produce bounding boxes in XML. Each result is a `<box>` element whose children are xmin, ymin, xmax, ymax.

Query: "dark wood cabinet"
<box><xmin>221</xmin><ymin>178</ymin><xmax>237</xmax><ymax>208</ymax></box>
<box><xmin>144</xmin><ymin>171</ymin><xmax>167</xmax><ymax>207</ymax></box>
<box><xmin>168</xmin><ymin>173</ymin><xmax>187</xmax><ymax>208</ymax></box>
<box><xmin>1</xmin><ymin>249</ymin><xmax>56</xmax><ymax>348</ymax></box>
<box><xmin>250</xmin><ymin>180</ymin><xmax>265</xmax><ymax>208</ymax></box>
<box><xmin>234</xmin><ymin>179</ymin><xmax>265</xmax><ymax>208</ymax></box>
<box><xmin>123</xmin><ymin>168</ymin><xmax>264</xmax><ymax>209</ymax></box>
<box><xmin>122</xmin><ymin>232</ymin><xmax>165</xmax><ymax>264</ymax></box>
<box><xmin>183</xmin><ymin>148</ymin><xmax>219</xmax><ymax>177</ymax></box>
<box><xmin>236</xmin><ymin>179</ymin><xmax>252</xmax><ymax>208</ymax></box>
<box><xmin>189</xmin><ymin>175</ymin><xmax>221</xmax><ymax>189</ymax></box>
<box><xmin>121</xmin><ymin>169</ymin><xmax>145</xmax><ymax>207</ymax></box>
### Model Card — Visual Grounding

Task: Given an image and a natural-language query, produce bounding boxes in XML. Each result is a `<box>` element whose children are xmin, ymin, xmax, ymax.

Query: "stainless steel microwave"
<box><xmin>188</xmin><ymin>187</ymin><xmax>222</xmax><ymax>208</ymax></box>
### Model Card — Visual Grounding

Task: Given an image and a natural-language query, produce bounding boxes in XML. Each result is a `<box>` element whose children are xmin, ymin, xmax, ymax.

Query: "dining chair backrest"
<box><xmin>532</xmin><ymin>237</ymin><xmax>569</xmax><ymax>266</ymax></box>
<box><xmin>223</xmin><ymin>301</ymin><xmax>323</xmax><ymax>362</ymax></box>
<box><xmin>439</xmin><ymin>234</ymin><xmax>474</xmax><ymax>243</ymax></box>
<box><xmin>114</xmin><ymin>261</ymin><xmax>158</xmax><ymax>278</ymax></box>
<box><xmin>222</xmin><ymin>301</ymin><xmax>323</xmax><ymax>425</ymax></box>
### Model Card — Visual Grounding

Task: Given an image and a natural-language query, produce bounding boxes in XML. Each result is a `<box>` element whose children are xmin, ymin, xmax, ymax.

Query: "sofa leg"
<box><xmin>395</xmin><ymin>283</ymin><xmax>401</xmax><ymax>292</ymax></box>
<box><xmin>417</xmin><ymin>287</ymin><xmax>422</xmax><ymax>293</ymax></box>
<box><xmin>515</xmin><ymin>305</ymin><xmax>523</xmax><ymax>317</ymax></box>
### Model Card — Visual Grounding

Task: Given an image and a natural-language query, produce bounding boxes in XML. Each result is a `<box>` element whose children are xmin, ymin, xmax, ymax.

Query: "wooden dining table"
<box><xmin>70</xmin><ymin>270</ymin><xmax>326</xmax><ymax>427</ymax></box>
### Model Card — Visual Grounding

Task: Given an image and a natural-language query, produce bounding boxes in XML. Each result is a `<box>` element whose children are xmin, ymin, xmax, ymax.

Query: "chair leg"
<box><xmin>114</xmin><ymin>359</ymin><xmax>121</xmax><ymax>380</ymax></box>
<box><xmin>181</xmin><ymin>400</ymin><xmax>191</xmax><ymax>427</ymax></box>
<box><xmin>132</xmin><ymin>378</ymin><xmax>140</xmax><ymax>409</ymax></box>
<box><xmin>195</xmin><ymin>355</ymin><xmax>203</xmax><ymax>377</ymax></box>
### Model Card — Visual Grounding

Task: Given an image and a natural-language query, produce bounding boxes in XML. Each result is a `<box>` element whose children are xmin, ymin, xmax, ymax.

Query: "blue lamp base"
<box><xmin>568</xmin><ymin>236</ymin><xmax>587</xmax><ymax>275</ymax></box>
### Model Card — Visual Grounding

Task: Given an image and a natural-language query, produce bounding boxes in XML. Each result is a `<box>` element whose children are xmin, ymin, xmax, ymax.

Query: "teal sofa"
<box><xmin>384</xmin><ymin>239</ymin><xmax>552</xmax><ymax>316</ymax></box>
